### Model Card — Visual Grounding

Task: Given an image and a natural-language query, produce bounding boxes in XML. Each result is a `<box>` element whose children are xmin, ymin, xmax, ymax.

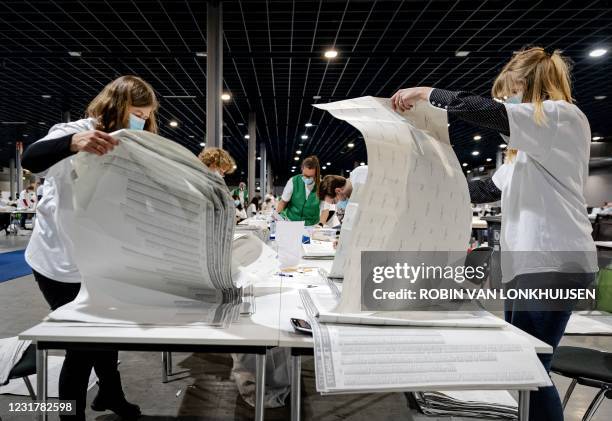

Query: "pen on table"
<box><xmin>277</xmin><ymin>272</ymin><xmax>294</xmax><ymax>277</ymax></box>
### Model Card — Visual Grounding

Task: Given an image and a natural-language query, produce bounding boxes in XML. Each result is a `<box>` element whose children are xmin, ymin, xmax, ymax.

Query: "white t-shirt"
<box><xmin>25</xmin><ymin>118</ymin><xmax>97</xmax><ymax>283</ymax></box>
<box><xmin>247</xmin><ymin>203</ymin><xmax>257</xmax><ymax>216</ymax></box>
<box><xmin>492</xmin><ymin>101</ymin><xmax>597</xmax><ymax>282</ymax></box>
<box><xmin>281</xmin><ymin>176</ymin><xmax>314</xmax><ymax>202</ymax></box>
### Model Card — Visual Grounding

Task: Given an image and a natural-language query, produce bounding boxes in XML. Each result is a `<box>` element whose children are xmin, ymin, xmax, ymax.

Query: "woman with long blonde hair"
<box><xmin>21</xmin><ymin>75</ymin><xmax>158</xmax><ymax>420</ymax></box>
<box><xmin>392</xmin><ymin>47</ymin><xmax>597</xmax><ymax>420</ymax></box>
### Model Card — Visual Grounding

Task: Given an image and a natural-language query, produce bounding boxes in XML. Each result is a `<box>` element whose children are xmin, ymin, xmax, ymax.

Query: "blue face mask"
<box><xmin>302</xmin><ymin>176</ymin><xmax>314</xmax><ymax>185</ymax></box>
<box><xmin>505</xmin><ymin>93</ymin><xmax>523</xmax><ymax>104</ymax></box>
<box><xmin>234</xmin><ymin>200</ymin><xmax>240</xmax><ymax>206</ymax></box>
<box><xmin>337</xmin><ymin>199</ymin><xmax>349</xmax><ymax>209</ymax></box>
<box><xmin>128</xmin><ymin>113</ymin><xmax>146</xmax><ymax>130</ymax></box>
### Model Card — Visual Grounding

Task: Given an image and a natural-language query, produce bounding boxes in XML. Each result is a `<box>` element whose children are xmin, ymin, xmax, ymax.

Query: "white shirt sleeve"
<box><xmin>491</xmin><ymin>163</ymin><xmax>513</xmax><ymax>191</ymax></box>
<box><xmin>504</xmin><ymin>101</ymin><xmax>559</xmax><ymax>163</ymax></box>
<box><xmin>281</xmin><ymin>178</ymin><xmax>294</xmax><ymax>202</ymax></box>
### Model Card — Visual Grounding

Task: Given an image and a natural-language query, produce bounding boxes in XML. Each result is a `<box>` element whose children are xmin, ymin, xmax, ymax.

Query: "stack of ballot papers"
<box><xmin>45</xmin><ymin>129</ymin><xmax>279</xmax><ymax>326</ymax></box>
<box><xmin>413</xmin><ymin>390</ymin><xmax>518</xmax><ymax>420</ymax></box>
<box><xmin>236</xmin><ymin>218</ymin><xmax>270</xmax><ymax>242</ymax></box>
<box><xmin>302</xmin><ymin>240</ymin><xmax>336</xmax><ymax>259</ymax></box>
<box><xmin>314</xmin><ymin>97</ymin><xmax>472</xmax><ymax>314</ymax></box>
<box><xmin>0</xmin><ymin>337</ymin><xmax>31</xmax><ymax>384</ymax></box>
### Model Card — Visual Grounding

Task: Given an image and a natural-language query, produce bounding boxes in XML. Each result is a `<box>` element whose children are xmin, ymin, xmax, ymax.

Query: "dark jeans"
<box><xmin>33</xmin><ymin>270</ymin><xmax>121</xmax><ymax>420</ymax></box>
<box><xmin>504</xmin><ymin>271</ymin><xmax>596</xmax><ymax>421</ymax></box>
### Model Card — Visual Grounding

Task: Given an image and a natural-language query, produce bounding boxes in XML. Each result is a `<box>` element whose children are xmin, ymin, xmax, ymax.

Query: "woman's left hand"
<box><xmin>391</xmin><ymin>87</ymin><xmax>433</xmax><ymax>112</ymax></box>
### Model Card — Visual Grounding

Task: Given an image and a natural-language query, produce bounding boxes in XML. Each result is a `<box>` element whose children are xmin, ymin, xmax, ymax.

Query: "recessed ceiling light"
<box><xmin>486</xmin><ymin>158</ymin><xmax>492</xmax><ymax>162</ymax></box>
<box><xmin>294</xmin><ymin>157</ymin><xmax>299</xmax><ymax>161</ymax></box>
<box><xmin>292</xmin><ymin>166</ymin><xmax>296</xmax><ymax>169</ymax></box>
<box><xmin>68</xmin><ymin>51</ymin><xmax>81</xmax><ymax>57</ymax></box>
<box><xmin>38</xmin><ymin>122</ymin><xmax>45</xmax><ymax>125</ymax></box>
<box><xmin>291</xmin><ymin>169</ymin><xmax>295</xmax><ymax>172</ymax></box>
<box><xmin>305</xmin><ymin>123</ymin><xmax>313</xmax><ymax>127</ymax></box>
<box><xmin>301</xmin><ymin>134</ymin><xmax>308</xmax><ymax>140</ymax></box>
<box><xmin>462</xmin><ymin>163</ymin><xmax>468</xmax><ymax>167</ymax></box>
<box><xmin>200</xmin><ymin>142</ymin><xmax>205</xmax><ymax>147</ymax></box>
<box><xmin>244</xmin><ymin>134</ymin><xmax>250</xmax><ymax>139</ymax></box>
<box><xmin>471</xmin><ymin>151</ymin><xmax>480</xmax><ymax>156</ymax></box>
<box><xmin>499</xmin><ymin>144</ymin><xmax>507</xmax><ymax>149</ymax></box>
<box><xmin>326</xmin><ymin>162</ymin><xmax>331</xmax><ymax>165</ymax></box>
<box><xmin>594</xmin><ymin>95</ymin><xmax>607</xmax><ymax>100</ymax></box>
<box><xmin>592</xmin><ymin>136</ymin><xmax>603</xmax><ymax>141</ymax></box>
<box><xmin>324</xmin><ymin>49</ymin><xmax>338</xmax><ymax>59</ymax></box>
<box><xmin>169</xmin><ymin>121</ymin><xmax>178</xmax><ymax>127</ymax></box>
<box><xmin>473</xmin><ymin>135</ymin><xmax>482</xmax><ymax>140</ymax></box>
<box><xmin>347</xmin><ymin>142</ymin><xmax>355</xmax><ymax>148</ymax></box>
<box><xmin>195</xmin><ymin>52</ymin><xmax>207</xmax><ymax>57</ymax></box>
<box><xmin>41</xmin><ymin>95</ymin><xmax>51</xmax><ymax>99</ymax></box>
<box><xmin>359</xmin><ymin>162</ymin><xmax>365</xmax><ymax>166</ymax></box>
<box><xmin>589</xmin><ymin>48</ymin><xmax>607</xmax><ymax>57</ymax></box>
<box><xmin>322</xmin><ymin>166</ymin><xmax>327</xmax><ymax>170</ymax></box>
<box><xmin>455</xmin><ymin>51</ymin><xmax>470</xmax><ymax>57</ymax></box>
<box><xmin>23</xmin><ymin>134</ymin><xmax>28</xmax><ymax>137</ymax></box>
<box><xmin>467</xmin><ymin>170</ymin><xmax>472</xmax><ymax>173</ymax></box>
<box><xmin>296</xmin><ymin>150</ymin><xmax>302</xmax><ymax>155</ymax></box>
<box><xmin>232</xmin><ymin>165</ymin><xmax>237</xmax><ymax>169</ymax></box>
<box><xmin>257</xmin><ymin>156</ymin><xmax>261</xmax><ymax>160</ymax></box>
<box><xmin>313</xmin><ymin>95</ymin><xmax>321</xmax><ymax>100</ymax></box>
<box><xmin>237</xmin><ymin>122</ymin><xmax>244</xmax><ymax>126</ymax></box>
<box><xmin>221</xmin><ymin>93</ymin><xmax>231</xmax><ymax>101</ymax></box>
<box><xmin>447</xmin><ymin>123</ymin><xmax>450</xmax><ymax>127</ymax></box>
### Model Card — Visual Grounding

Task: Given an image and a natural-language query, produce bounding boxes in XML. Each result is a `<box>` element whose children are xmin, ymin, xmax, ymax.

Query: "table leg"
<box><xmin>254</xmin><ymin>352</ymin><xmax>266</xmax><ymax>421</ymax></box>
<box><xmin>290</xmin><ymin>354</ymin><xmax>301</xmax><ymax>421</ymax></box>
<box><xmin>518</xmin><ymin>390</ymin><xmax>530</xmax><ymax>421</ymax></box>
<box><xmin>36</xmin><ymin>347</ymin><xmax>47</xmax><ymax>421</ymax></box>
<box><xmin>161</xmin><ymin>352</ymin><xmax>168</xmax><ymax>383</ymax></box>
<box><xmin>167</xmin><ymin>352</ymin><xmax>173</xmax><ymax>376</ymax></box>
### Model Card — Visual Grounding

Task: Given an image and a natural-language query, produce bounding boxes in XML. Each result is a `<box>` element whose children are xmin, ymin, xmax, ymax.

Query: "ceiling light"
<box><xmin>233</xmin><ymin>165</ymin><xmax>237</xmax><ymax>169</ymax></box>
<box><xmin>23</xmin><ymin>134</ymin><xmax>28</xmax><ymax>137</ymax></box>
<box><xmin>347</xmin><ymin>142</ymin><xmax>355</xmax><ymax>148</ymax></box>
<box><xmin>466</xmin><ymin>170</ymin><xmax>472</xmax><ymax>173</ymax></box>
<box><xmin>359</xmin><ymin>162</ymin><xmax>365</xmax><ymax>166</ymax></box>
<box><xmin>326</xmin><ymin>162</ymin><xmax>331</xmax><ymax>165</ymax></box>
<box><xmin>589</xmin><ymin>48</ymin><xmax>607</xmax><ymax>57</ymax></box>
<box><xmin>313</xmin><ymin>95</ymin><xmax>321</xmax><ymax>100</ymax></box>
<box><xmin>455</xmin><ymin>51</ymin><xmax>470</xmax><ymax>57</ymax></box>
<box><xmin>244</xmin><ymin>134</ymin><xmax>250</xmax><ymax>139</ymax></box>
<box><xmin>200</xmin><ymin>142</ymin><xmax>205</xmax><ymax>147</ymax></box>
<box><xmin>68</xmin><ymin>51</ymin><xmax>81</xmax><ymax>57</ymax></box>
<box><xmin>257</xmin><ymin>156</ymin><xmax>261</xmax><ymax>160</ymax></box>
<box><xmin>499</xmin><ymin>144</ymin><xmax>507</xmax><ymax>149</ymax></box>
<box><xmin>305</xmin><ymin>123</ymin><xmax>313</xmax><ymax>127</ymax></box>
<box><xmin>462</xmin><ymin>163</ymin><xmax>468</xmax><ymax>167</ymax></box>
<box><xmin>237</xmin><ymin>122</ymin><xmax>244</xmax><ymax>126</ymax></box>
<box><xmin>486</xmin><ymin>158</ymin><xmax>492</xmax><ymax>162</ymax></box>
<box><xmin>292</xmin><ymin>166</ymin><xmax>296</xmax><ymax>169</ymax></box>
<box><xmin>471</xmin><ymin>151</ymin><xmax>480</xmax><ymax>156</ymax></box>
<box><xmin>322</xmin><ymin>166</ymin><xmax>327</xmax><ymax>170</ymax></box>
<box><xmin>473</xmin><ymin>135</ymin><xmax>482</xmax><ymax>140</ymax></box>
<box><xmin>41</xmin><ymin>95</ymin><xmax>51</xmax><ymax>99</ymax></box>
<box><xmin>221</xmin><ymin>93</ymin><xmax>231</xmax><ymax>101</ymax></box>
<box><xmin>324</xmin><ymin>49</ymin><xmax>338</xmax><ymax>59</ymax></box>
<box><xmin>301</xmin><ymin>134</ymin><xmax>308</xmax><ymax>140</ymax></box>
<box><xmin>592</xmin><ymin>136</ymin><xmax>603</xmax><ymax>141</ymax></box>
<box><xmin>294</xmin><ymin>157</ymin><xmax>299</xmax><ymax>161</ymax></box>
<box><xmin>169</xmin><ymin>121</ymin><xmax>178</xmax><ymax>127</ymax></box>
<box><xmin>296</xmin><ymin>150</ymin><xmax>302</xmax><ymax>155</ymax></box>
<box><xmin>38</xmin><ymin>122</ymin><xmax>45</xmax><ymax>125</ymax></box>
<box><xmin>195</xmin><ymin>52</ymin><xmax>207</xmax><ymax>57</ymax></box>
<box><xmin>447</xmin><ymin>123</ymin><xmax>450</xmax><ymax>127</ymax></box>
<box><xmin>594</xmin><ymin>95</ymin><xmax>607</xmax><ymax>100</ymax></box>
<box><xmin>291</xmin><ymin>169</ymin><xmax>295</xmax><ymax>172</ymax></box>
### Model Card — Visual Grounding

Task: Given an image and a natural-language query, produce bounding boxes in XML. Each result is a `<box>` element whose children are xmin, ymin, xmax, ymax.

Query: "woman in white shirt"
<box><xmin>20</xmin><ymin>75</ymin><xmax>155</xmax><ymax>421</ymax></box>
<box><xmin>392</xmin><ymin>47</ymin><xmax>597</xmax><ymax>421</ymax></box>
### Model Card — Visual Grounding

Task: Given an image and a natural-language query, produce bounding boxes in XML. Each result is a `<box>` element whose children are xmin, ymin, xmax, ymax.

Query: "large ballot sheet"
<box><xmin>48</xmin><ymin>129</ymin><xmax>278</xmax><ymax>326</ymax></box>
<box><xmin>314</xmin><ymin>97</ymin><xmax>472</xmax><ymax>314</ymax></box>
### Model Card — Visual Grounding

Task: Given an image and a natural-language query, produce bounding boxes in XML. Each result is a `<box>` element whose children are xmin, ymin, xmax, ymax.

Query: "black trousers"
<box><xmin>33</xmin><ymin>270</ymin><xmax>121</xmax><ymax>419</ymax></box>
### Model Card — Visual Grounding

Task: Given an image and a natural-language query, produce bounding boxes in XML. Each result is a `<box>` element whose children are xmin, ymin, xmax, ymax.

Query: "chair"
<box><xmin>1</xmin><ymin>344</ymin><xmax>37</xmax><ymax>400</ymax></box>
<box><xmin>551</xmin><ymin>346</ymin><xmax>612</xmax><ymax>421</ymax></box>
<box><xmin>594</xmin><ymin>214</ymin><xmax>612</xmax><ymax>241</ymax></box>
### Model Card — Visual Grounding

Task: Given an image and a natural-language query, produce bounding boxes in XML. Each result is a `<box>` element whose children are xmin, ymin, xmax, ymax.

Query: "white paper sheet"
<box><xmin>276</xmin><ymin>221</ymin><xmax>305</xmax><ymax>267</ymax></box>
<box><xmin>314</xmin><ymin>97</ymin><xmax>472</xmax><ymax>313</ymax></box>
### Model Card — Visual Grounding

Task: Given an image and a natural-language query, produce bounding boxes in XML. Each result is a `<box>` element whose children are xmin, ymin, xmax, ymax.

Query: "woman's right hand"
<box><xmin>70</xmin><ymin>130</ymin><xmax>118</xmax><ymax>156</ymax></box>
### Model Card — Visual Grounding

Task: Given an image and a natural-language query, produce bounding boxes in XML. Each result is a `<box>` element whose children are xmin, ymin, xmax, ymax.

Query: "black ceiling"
<box><xmin>1</xmin><ymin>0</ymin><xmax>611</xmax><ymax>183</ymax></box>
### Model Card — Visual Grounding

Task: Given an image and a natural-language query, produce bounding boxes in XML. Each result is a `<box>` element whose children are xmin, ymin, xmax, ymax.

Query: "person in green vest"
<box><xmin>231</xmin><ymin>182</ymin><xmax>248</xmax><ymax>207</ymax></box>
<box><xmin>276</xmin><ymin>155</ymin><xmax>321</xmax><ymax>226</ymax></box>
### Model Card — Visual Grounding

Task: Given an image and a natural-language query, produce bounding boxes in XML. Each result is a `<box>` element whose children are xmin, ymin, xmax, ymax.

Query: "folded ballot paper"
<box><xmin>309</xmin><ymin>97</ymin><xmax>476</xmax><ymax>323</ymax></box>
<box><xmin>47</xmin><ymin>129</ymin><xmax>279</xmax><ymax>326</ymax></box>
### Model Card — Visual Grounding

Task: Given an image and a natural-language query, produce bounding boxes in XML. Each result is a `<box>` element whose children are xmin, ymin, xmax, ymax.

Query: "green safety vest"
<box><xmin>281</xmin><ymin>175</ymin><xmax>320</xmax><ymax>226</ymax></box>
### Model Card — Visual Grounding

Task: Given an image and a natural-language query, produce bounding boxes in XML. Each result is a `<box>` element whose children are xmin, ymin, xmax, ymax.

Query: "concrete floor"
<box><xmin>0</xmin><ymin>232</ymin><xmax>611</xmax><ymax>420</ymax></box>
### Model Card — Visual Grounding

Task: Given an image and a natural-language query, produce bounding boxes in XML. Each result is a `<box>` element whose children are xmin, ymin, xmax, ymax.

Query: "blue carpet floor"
<box><xmin>0</xmin><ymin>250</ymin><xmax>31</xmax><ymax>283</ymax></box>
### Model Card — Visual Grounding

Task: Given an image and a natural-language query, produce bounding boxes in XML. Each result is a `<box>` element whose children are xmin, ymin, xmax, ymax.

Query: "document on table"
<box><xmin>564</xmin><ymin>313</ymin><xmax>612</xmax><ymax>334</ymax></box>
<box><xmin>413</xmin><ymin>389</ymin><xmax>518</xmax><ymax>420</ymax></box>
<box><xmin>314</xmin><ymin>97</ymin><xmax>472</xmax><ymax>313</ymax></box>
<box><xmin>47</xmin><ymin>129</ymin><xmax>279</xmax><ymax>326</ymax></box>
<box><xmin>308</xmin><ymin>319</ymin><xmax>551</xmax><ymax>394</ymax></box>
<box><xmin>302</xmin><ymin>240</ymin><xmax>336</xmax><ymax>259</ymax></box>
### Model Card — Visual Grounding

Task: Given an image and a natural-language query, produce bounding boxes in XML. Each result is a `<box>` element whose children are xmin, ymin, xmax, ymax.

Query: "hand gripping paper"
<box><xmin>49</xmin><ymin>129</ymin><xmax>278</xmax><ymax>325</ymax></box>
<box><xmin>314</xmin><ymin>97</ymin><xmax>472</xmax><ymax>313</ymax></box>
